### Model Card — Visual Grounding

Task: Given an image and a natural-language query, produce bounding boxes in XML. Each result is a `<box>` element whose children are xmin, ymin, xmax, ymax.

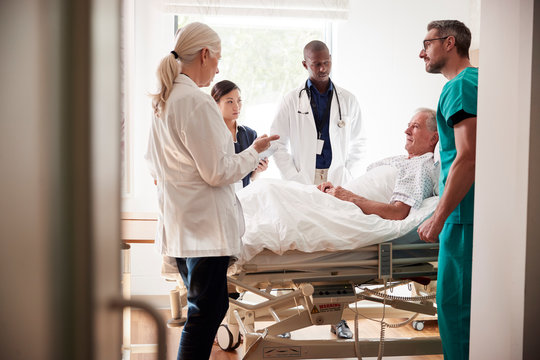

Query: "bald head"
<box><xmin>302</xmin><ymin>41</ymin><xmax>332</xmax><ymax>89</ymax></box>
<box><xmin>303</xmin><ymin>40</ymin><xmax>329</xmax><ymax>59</ymax></box>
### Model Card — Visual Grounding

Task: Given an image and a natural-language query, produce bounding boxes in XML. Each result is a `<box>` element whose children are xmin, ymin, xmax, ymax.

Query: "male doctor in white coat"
<box><xmin>270</xmin><ymin>40</ymin><xmax>365</xmax><ymax>187</ymax></box>
<box><xmin>270</xmin><ymin>40</ymin><xmax>365</xmax><ymax>339</ymax></box>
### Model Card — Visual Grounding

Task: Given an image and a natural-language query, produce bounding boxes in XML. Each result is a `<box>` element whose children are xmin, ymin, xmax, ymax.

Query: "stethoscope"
<box><xmin>297</xmin><ymin>79</ymin><xmax>345</xmax><ymax>129</ymax></box>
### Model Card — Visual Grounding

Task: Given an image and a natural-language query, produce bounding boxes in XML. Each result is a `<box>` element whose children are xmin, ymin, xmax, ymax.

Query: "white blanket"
<box><xmin>236</xmin><ymin>176</ymin><xmax>438</xmax><ymax>264</ymax></box>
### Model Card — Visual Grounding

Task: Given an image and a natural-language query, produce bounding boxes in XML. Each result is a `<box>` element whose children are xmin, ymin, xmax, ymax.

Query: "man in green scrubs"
<box><xmin>417</xmin><ymin>20</ymin><xmax>477</xmax><ymax>360</ymax></box>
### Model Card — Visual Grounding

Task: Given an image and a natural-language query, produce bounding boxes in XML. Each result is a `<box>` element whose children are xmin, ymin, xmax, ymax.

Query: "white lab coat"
<box><xmin>270</xmin><ymin>82</ymin><xmax>365</xmax><ymax>186</ymax></box>
<box><xmin>145</xmin><ymin>74</ymin><xmax>259</xmax><ymax>258</ymax></box>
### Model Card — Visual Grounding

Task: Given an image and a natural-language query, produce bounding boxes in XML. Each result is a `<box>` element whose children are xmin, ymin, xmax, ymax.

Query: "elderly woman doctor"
<box><xmin>145</xmin><ymin>22</ymin><xmax>278</xmax><ymax>360</ymax></box>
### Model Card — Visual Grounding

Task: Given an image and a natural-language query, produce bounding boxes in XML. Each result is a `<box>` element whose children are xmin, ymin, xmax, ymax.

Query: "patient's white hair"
<box><xmin>414</xmin><ymin>108</ymin><xmax>437</xmax><ymax>131</ymax></box>
<box><xmin>151</xmin><ymin>22</ymin><xmax>221</xmax><ymax>117</ymax></box>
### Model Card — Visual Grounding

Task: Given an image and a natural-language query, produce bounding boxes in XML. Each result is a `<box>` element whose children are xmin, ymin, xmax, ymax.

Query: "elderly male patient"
<box><xmin>319</xmin><ymin>108</ymin><xmax>439</xmax><ymax>220</ymax></box>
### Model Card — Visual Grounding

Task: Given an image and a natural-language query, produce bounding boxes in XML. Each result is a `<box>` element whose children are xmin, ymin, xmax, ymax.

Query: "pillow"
<box><xmin>342</xmin><ymin>165</ymin><xmax>397</xmax><ymax>203</ymax></box>
<box><xmin>433</xmin><ymin>142</ymin><xmax>440</xmax><ymax>165</ymax></box>
<box><xmin>433</xmin><ymin>143</ymin><xmax>440</xmax><ymax>196</ymax></box>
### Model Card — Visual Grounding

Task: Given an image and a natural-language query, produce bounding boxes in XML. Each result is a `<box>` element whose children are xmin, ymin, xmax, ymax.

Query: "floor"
<box><xmin>129</xmin><ymin>308</ymin><xmax>442</xmax><ymax>360</ymax></box>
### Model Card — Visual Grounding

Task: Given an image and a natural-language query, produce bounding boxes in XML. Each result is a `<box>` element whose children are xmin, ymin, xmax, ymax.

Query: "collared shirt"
<box><xmin>307</xmin><ymin>79</ymin><xmax>333</xmax><ymax>169</ymax></box>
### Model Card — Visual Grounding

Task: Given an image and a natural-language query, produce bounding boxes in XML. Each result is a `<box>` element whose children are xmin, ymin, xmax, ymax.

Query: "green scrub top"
<box><xmin>437</xmin><ymin>67</ymin><xmax>478</xmax><ymax>224</ymax></box>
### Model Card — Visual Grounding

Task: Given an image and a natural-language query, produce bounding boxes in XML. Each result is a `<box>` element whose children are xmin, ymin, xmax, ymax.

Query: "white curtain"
<box><xmin>162</xmin><ymin>0</ymin><xmax>349</xmax><ymax>20</ymax></box>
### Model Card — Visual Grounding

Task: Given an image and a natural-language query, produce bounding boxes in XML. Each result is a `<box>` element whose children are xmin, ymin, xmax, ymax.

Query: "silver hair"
<box><xmin>414</xmin><ymin>107</ymin><xmax>437</xmax><ymax>131</ymax></box>
<box><xmin>151</xmin><ymin>22</ymin><xmax>221</xmax><ymax>117</ymax></box>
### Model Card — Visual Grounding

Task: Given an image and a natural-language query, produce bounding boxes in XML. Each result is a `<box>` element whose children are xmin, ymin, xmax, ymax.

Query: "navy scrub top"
<box><xmin>234</xmin><ymin>125</ymin><xmax>258</xmax><ymax>187</ymax></box>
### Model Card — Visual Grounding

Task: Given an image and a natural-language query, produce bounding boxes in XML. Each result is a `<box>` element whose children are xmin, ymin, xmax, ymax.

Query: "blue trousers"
<box><xmin>175</xmin><ymin>256</ymin><xmax>230</xmax><ymax>360</ymax></box>
<box><xmin>437</xmin><ymin>223</ymin><xmax>473</xmax><ymax>360</ymax></box>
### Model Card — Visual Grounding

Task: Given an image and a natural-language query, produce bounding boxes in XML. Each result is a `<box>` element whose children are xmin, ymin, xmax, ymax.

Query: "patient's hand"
<box><xmin>327</xmin><ymin>186</ymin><xmax>358</xmax><ymax>203</ymax></box>
<box><xmin>317</xmin><ymin>181</ymin><xmax>334</xmax><ymax>193</ymax></box>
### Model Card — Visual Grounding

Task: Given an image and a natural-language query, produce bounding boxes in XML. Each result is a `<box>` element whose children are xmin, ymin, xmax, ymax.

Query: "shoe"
<box><xmin>278</xmin><ymin>332</ymin><xmax>291</xmax><ymax>338</ymax></box>
<box><xmin>330</xmin><ymin>320</ymin><xmax>353</xmax><ymax>339</ymax></box>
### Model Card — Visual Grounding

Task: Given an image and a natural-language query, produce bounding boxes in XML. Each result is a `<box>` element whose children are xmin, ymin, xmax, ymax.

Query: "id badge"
<box><xmin>316</xmin><ymin>139</ymin><xmax>324</xmax><ymax>155</ymax></box>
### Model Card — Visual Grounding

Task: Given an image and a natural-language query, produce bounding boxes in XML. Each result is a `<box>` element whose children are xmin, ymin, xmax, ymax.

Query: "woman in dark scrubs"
<box><xmin>211</xmin><ymin>80</ymin><xmax>268</xmax><ymax>187</ymax></box>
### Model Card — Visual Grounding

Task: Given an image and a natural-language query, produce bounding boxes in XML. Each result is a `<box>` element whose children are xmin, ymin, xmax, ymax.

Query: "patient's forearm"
<box><xmin>329</xmin><ymin>187</ymin><xmax>410</xmax><ymax>220</ymax></box>
<box><xmin>351</xmin><ymin>197</ymin><xmax>411</xmax><ymax>220</ymax></box>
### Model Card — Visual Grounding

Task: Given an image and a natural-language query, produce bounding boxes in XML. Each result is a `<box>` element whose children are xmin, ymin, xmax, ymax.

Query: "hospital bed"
<box><xmin>167</xmin><ymin>232</ymin><xmax>441</xmax><ymax>359</ymax></box>
<box><xmin>166</xmin><ymin>179</ymin><xmax>443</xmax><ymax>358</ymax></box>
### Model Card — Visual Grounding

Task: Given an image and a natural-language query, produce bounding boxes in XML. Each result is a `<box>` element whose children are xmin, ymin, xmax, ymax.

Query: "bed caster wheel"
<box><xmin>412</xmin><ymin>320</ymin><xmax>425</xmax><ymax>331</ymax></box>
<box><xmin>216</xmin><ymin>324</ymin><xmax>241</xmax><ymax>351</ymax></box>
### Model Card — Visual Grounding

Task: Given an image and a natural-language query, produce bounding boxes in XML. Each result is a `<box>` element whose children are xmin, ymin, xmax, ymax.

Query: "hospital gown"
<box><xmin>367</xmin><ymin>152</ymin><xmax>439</xmax><ymax>209</ymax></box>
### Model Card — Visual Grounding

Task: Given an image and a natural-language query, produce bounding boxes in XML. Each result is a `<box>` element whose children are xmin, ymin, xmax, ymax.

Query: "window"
<box><xmin>122</xmin><ymin>0</ymin><xmax>347</xmax><ymax>212</ymax></box>
<box><xmin>175</xmin><ymin>14</ymin><xmax>328</xmax><ymax>137</ymax></box>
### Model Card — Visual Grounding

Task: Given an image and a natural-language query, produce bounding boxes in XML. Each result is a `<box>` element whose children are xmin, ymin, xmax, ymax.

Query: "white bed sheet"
<box><xmin>236</xmin><ymin>178</ymin><xmax>438</xmax><ymax>264</ymax></box>
<box><xmin>238</xmin><ymin>228</ymin><xmax>437</xmax><ymax>269</ymax></box>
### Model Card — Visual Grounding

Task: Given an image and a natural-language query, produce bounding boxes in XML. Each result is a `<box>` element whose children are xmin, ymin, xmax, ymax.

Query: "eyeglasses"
<box><xmin>422</xmin><ymin>36</ymin><xmax>450</xmax><ymax>51</ymax></box>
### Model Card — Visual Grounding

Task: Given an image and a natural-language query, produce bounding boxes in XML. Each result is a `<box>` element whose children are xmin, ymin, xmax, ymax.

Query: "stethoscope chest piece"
<box><xmin>337</xmin><ymin>120</ymin><xmax>346</xmax><ymax>128</ymax></box>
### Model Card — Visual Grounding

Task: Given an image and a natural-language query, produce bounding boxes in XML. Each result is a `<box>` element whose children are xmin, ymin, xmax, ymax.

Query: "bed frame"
<box><xmin>170</xmin><ymin>242</ymin><xmax>442</xmax><ymax>359</ymax></box>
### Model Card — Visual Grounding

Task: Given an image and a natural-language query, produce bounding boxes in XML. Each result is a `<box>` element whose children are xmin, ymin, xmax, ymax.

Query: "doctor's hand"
<box><xmin>253</xmin><ymin>134</ymin><xmax>280</xmax><ymax>153</ymax></box>
<box><xmin>417</xmin><ymin>216</ymin><xmax>444</xmax><ymax>243</ymax></box>
<box><xmin>317</xmin><ymin>181</ymin><xmax>335</xmax><ymax>193</ymax></box>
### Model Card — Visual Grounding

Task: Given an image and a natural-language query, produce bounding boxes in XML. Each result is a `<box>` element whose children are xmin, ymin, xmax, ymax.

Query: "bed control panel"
<box><xmin>378</xmin><ymin>243</ymin><xmax>392</xmax><ymax>279</ymax></box>
<box><xmin>309</xmin><ymin>284</ymin><xmax>357</xmax><ymax>325</ymax></box>
<box><xmin>312</xmin><ymin>284</ymin><xmax>356</xmax><ymax>299</ymax></box>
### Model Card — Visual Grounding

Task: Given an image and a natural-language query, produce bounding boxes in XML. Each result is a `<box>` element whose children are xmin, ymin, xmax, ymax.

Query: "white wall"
<box><xmin>122</xmin><ymin>0</ymin><xmax>173</xmax><ymax>214</ymax></box>
<box><xmin>471</xmin><ymin>0</ymin><xmax>538</xmax><ymax>358</ymax></box>
<box><xmin>333</xmin><ymin>0</ymin><xmax>478</xmax><ymax>164</ymax></box>
<box><xmin>122</xmin><ymin>0</ymin><xmax>180</xmax><ymax>297</ymax></box>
